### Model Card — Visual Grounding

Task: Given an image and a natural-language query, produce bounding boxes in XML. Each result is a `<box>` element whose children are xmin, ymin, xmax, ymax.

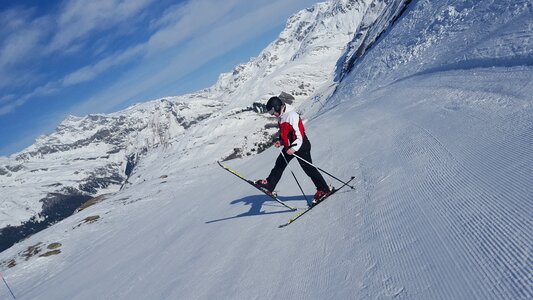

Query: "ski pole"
<box><xmin>292</xmin><ymin>153</ymin><xmax>355</xmax><ymax>189</ymax></box>
<box><xmin>1</xmin><ymin>272</ymin><xmax>16</xmax><ymax>299</ymax></box>
<box><xmin>280</xmin><ymin>149</ymin><xmax>311</xmax><ymax>206</ymax></box>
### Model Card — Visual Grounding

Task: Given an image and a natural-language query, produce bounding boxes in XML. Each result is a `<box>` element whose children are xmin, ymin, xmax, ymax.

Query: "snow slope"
<box><xmin>0</xmin><ymin>0</ymin><xmax>370</xmax><ymax>232</ymax></box>
<box><xmin>0</xmin><ymin>0</ymin><xmax>531</xmax><ymax>299</ymax></box>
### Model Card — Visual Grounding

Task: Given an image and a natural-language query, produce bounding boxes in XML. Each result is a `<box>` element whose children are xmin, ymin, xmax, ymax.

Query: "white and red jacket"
<box><xmin>278</xmin><ymin>104</ymin><xmax>305</xmax><ymax>152</ymax></box>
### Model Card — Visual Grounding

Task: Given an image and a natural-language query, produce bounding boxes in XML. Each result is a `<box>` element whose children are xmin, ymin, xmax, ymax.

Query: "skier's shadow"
<box><xmin>205</xmin><ymin>194</ymin><xmax>311</xmax><ymax>224</ymax></box>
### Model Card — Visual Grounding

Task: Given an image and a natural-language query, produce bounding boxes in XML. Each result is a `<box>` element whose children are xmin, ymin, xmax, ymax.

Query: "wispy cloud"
<box><xmin>0</xmin><ymin>0</ymin><xmax>155</xmax><ymax>115</ymax></box>
<box><xmin>47</xmin><ymin>0</ymin><xmax>155</xmax><ymax>53</ymax></box>
<box><xmin>146</xmin><ymin>0</ymin><xmax>241</xmax><ymax>55</ymax></box>
<box><xmin>0</xmin><ymin>0</ymin><xmax>318</xmax><ymax>122</ymax></box>
<box><xmin>0</xmin><ymin>8</ymin><xmax>51</xmax><ymax>89</ymax></box>
<box><xmin>0</xmin><ymin>81</ymin><xmax>58</xmax><ymax>115</ymax></box>
<box><xmin>61</xmin><ymin>0</ymin><xmax>243</xmax><ymax>87</ymax></box>
<box><xmin>62</xmin><ymin>44</ymin><xmax>146</xmax><ymax>86</ymax></box>
<box><xmin>72</xmin><ymin>0</ymin><xmax>318</xmax><ymax>115</ymax></box>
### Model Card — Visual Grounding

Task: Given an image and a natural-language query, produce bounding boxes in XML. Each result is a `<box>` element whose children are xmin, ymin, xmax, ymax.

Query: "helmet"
<box><xmin>266</xmin><ymin>96</ymin><xmax>283</xmax><ymax>114</ymax></box>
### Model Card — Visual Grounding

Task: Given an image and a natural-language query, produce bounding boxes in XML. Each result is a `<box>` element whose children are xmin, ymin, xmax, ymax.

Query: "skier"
<box><xmin>255</xmin><ymin>96</ymin><xmax>331</xmax><ymax>205</ymax></box>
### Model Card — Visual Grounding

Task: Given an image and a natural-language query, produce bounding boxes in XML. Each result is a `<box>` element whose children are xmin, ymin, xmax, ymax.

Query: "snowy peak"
<box><xmin>335</xmin><ymin>0</ymin><xmax>411</xmax><ymax>80</ymax></box>
<box><xmin>18</xmin><ymin>97</ymin><xmax>224</xmax><ymax>161</ymax></box>
<box><xmin>333</xmin><ymin>0</ymin><xmax>533</xmax><ymax>100</ymax></box>
<box><xmin>211</xmin><ymin>0</ymin><xmax>368</xmax><ymax>102</ymax></box>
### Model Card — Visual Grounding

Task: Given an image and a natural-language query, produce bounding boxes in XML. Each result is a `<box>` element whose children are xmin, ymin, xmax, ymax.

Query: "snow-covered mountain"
<box><xmin>1</xmin><ymin>0</ymin><xmax>531</xmax><ymax>299</ymax></box>
<box><xmin>1</xmin><ymin>0</ymin><xmax>394</xmax><ymax>245</ymax></box>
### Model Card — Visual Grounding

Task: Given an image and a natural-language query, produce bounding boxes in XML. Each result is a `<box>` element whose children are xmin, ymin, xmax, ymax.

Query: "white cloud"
<box><xmin>0</xmin><ymin>0</ymin><xmax>154</xmax><ymax>113</ymax></box>
<box><xmin>71</xmin><ymin>0</ymin><xmax>319</xmax><ymax>115</ymax></box>
<box><xmin>0</xmin><ymin>28</ymin><xmax>42</xmax><ymax>67</ymax></box>
<box><xmin>0</xmin><ymin>94</ymin><xmax>16</xmax><ymax>105</ymax></box>
<box><xmin>146</xmin><ymin>0</ymin><xmax>241</xmax><ymax>55</ymax></box>
<box><xmin>0</xmin><ymin>97</ymin><xmax>26</xmax><ymax>115</ymax></box>
<box><xmin>0</xmin><ymin>8</ymin><xmax>51</xmax><ymax>90</ymax></box>
<box><xmin>56</xmin><ymin>0</ymin><xmax>247</xmax><ymax>87</ymax></box>
<box><xmin>0</xmin><ymin>0</ymin><xmax>319</xmax><ymax>118</ymax></box>
<box><xmin>0</xmin><ymin>0</ymin><xmax>320</xmax><ymax>156</ymax></box>
<box><xmin>0</xmin><ymin>82</ymin><xmax>58</xmax><ymax>116</ymax></box>
<box><xmin>47</xmin><ymin>0</ymin><xmax>155</xmax><ymax>53</ymax></box>
<box><xmin>62</xmin><ymin>44</ymin><xmax>146</xmax><ymax>86</ymax></box>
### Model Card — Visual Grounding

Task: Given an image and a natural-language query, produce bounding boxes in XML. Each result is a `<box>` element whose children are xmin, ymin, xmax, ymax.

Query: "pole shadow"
<box><xmin>205</xmin><ymin>194</ymin><xmax>312</xmax><ymax>224</ymax></box>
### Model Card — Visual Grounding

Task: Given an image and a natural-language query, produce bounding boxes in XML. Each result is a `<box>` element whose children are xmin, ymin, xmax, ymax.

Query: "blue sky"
<box><xmin>0</xmin><ymin>0</ymin><xmax>320</xmax><ymax>156</ymax></box>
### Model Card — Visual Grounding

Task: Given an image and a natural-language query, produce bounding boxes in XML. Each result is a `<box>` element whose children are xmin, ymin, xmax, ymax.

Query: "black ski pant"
<box><xmin>266</xmin><ymin>136</ymin><xmax>329</xmax><ymax>192</ymax></box>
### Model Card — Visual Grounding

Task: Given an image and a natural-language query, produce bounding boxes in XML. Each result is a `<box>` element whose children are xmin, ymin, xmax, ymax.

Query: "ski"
<box><xmin>278</xmin><ymin>176</ymin><xmax>355</xmax><ymax>228</ymax></box>
<box><xmin>217</xmin><ymin>161</ymin><xmax>297</xmax><ymax>211</ymax></box>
